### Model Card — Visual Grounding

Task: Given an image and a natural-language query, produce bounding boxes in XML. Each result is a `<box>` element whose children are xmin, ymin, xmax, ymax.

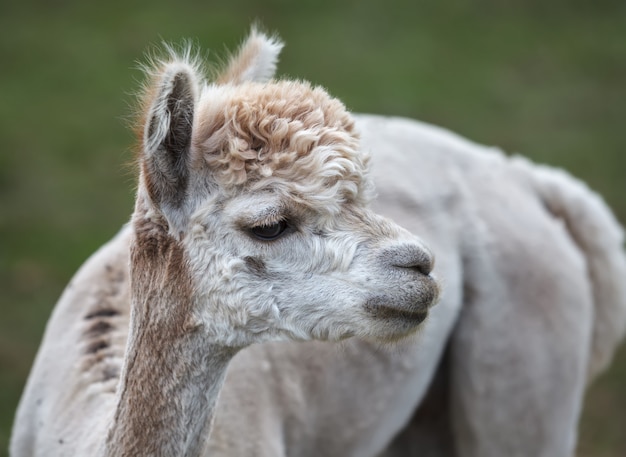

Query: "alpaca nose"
<box><xmin>384</xmin><ymin>243</ymin><xmax>434</xmax><ymax>276</ymax></box>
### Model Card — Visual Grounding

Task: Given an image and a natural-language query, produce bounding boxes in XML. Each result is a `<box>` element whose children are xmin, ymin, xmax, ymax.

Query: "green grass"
<box><xmin>1</xmin><ymin>1</ymin><xmax>625</xmax><ymax>455</ymax></box>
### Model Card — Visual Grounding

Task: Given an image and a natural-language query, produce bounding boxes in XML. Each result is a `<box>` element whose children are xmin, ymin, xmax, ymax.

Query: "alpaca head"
<box><xmin>131</xmin><ymin>29</ymin><xmax>439</xmax><ymax>348</ymax></box>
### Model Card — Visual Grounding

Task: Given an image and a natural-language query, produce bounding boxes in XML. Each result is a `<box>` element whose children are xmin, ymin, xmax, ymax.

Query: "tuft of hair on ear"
<box><xmin>215</xmin><ymin>26</ymin><xmax>284</xmax><ymax>85</ymax></box>
<box><xmin>134</xmin><ymin>43</ymin><xmax>203</xmax><ymax>208</ymax></box>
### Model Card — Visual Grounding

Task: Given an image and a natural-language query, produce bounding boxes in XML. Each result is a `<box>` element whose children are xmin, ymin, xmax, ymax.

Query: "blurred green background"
<box><xmin>1</xmin><ymin>0</ymin><xmax>624</xmax><ymax>455</ymax></box>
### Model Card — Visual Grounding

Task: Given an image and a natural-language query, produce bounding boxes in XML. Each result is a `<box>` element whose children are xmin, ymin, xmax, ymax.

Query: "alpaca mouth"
<box><xmin>363</xmin><ymin>274</ymin><xmax>439</xmax><ymax>327</ymax></box>
<box><xmin>365</xmin><ymin>303</ymin><xmax>429</xmax><ymax>325</ymax></box>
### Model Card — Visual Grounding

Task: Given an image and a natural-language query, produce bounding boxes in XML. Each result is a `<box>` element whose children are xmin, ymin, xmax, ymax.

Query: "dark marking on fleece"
<box><xmin>80</xmin><ymin>261</ymin><xmax>130</xmax><ymax>386</ymax></box>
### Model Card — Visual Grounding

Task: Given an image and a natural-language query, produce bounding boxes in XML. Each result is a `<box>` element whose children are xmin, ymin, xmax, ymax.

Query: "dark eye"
<box><xmin>250</xmin><ymin>220</ymin><xmax>288</xmax><ymax>241</ymax></box>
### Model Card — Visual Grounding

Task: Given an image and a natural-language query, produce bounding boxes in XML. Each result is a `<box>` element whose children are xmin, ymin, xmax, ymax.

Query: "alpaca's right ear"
<box><xmin>141</xmin><ymin>61</ymin><xmax>199</xmax><ymax>209</ymax></box>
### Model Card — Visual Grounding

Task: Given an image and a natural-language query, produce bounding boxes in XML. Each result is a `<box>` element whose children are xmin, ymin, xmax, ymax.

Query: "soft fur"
<box><xmin>11</xmin><ymin>28</ymin><xmax>626</xmax><ymax>457</ymax></box>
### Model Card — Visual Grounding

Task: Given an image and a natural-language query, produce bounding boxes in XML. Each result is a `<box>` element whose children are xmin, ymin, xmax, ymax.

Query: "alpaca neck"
<box><xmin>103</xmin><ymin>215</ymin><xmax>238</xmax><ymax>456</ymax></box>
<box><xmin>104</xmin><ymin>322</ymin><xmax>236</xmax><ymax>457</ymax></box>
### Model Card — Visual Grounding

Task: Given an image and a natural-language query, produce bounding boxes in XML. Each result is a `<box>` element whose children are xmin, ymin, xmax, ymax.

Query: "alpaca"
<box><xmin>12</xmin><ymin>29</ymin><xmax>626</xmax><ymax>457</ymax></box>
<box><xmin>9</xmin><ymin>30</ymin><xmax>439</xmax><ymax>456</ymax></box>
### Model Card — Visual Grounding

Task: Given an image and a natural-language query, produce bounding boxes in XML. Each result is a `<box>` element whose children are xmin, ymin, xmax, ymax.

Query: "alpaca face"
<box><xmin>183</xmin><ymin>188</ymin><xmax>439</xmax><ymax>346</ymax></box>
<box><xmin>132</xmin><ymin>45</ymin><xmax>439</xmax><ymax>347</ymax></box>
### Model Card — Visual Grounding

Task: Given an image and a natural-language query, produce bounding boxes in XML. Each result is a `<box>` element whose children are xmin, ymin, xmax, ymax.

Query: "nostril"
<box><xmin>386</xmin><ymin>244</ymin><xmax>434</xmax><ymax>276</ymax></box>
<box><xmin>410</xmin><ymin>260</ymin><xmax>433</xmax><ymax>276</ymax></box>
<box><xmin>398</xmin><ymin>255</ymin><xmax>433</xmax><ymax>276</ymax></box>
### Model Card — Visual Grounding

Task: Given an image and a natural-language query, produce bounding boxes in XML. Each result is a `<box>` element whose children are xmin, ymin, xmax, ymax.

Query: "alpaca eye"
<box><xmin>250</xmin><ymin>220</ymin><xmax>288</xmax><ymax>241</ymax></box>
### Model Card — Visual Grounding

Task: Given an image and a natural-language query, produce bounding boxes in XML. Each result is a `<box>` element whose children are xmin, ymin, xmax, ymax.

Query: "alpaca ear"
<box><xmin>216</xmin><ymin>27</ymin><xmax>283</xmax><ymax>85</ymax></box>
<box><xmin>142</xmin><ymin>62</ymin><xmax>199</xmax><ymax>208</ymax></box>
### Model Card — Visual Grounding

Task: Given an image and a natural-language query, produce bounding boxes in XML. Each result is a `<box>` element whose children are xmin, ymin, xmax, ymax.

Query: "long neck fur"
<box><xmin>103</xmin><ymin>208</ymin><xmax>236</xmax><ymax>456</ymax></box>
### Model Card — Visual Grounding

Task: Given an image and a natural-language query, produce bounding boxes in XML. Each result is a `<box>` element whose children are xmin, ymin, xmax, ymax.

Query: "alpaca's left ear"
<box><xmin>216</xmin><ymin>27</ymin><xmax>283</xmax><ymax>85</ymax></box>
<box><xmin>141</xmin><ymin>61</ymin><xmax>199</xmax><ymax>208</ymax></box>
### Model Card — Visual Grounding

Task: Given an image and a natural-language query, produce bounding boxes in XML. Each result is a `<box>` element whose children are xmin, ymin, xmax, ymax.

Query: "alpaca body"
<box><xmin>14</xmin><ymin>114</ymin><xmax>625</xmax><ymax>456</ymax></box>
<box><xmin>11</xmin><ymin>31</ymin><xmax>626</xmax><ymax>457</ymax></box>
